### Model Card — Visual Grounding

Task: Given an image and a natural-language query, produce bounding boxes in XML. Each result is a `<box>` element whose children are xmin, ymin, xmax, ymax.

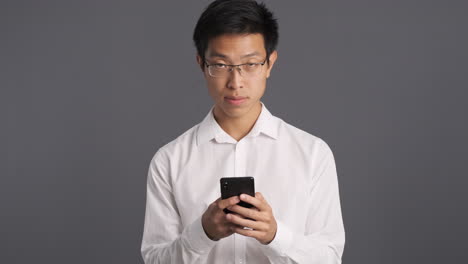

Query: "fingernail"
<box><xmin>240</xmin><ymin>194</ymin><xmax>246</xmax><ymax>199</ymax></box>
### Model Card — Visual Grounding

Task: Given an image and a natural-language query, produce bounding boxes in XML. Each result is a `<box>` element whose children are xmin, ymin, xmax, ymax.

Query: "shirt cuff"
<box><xmin>262</xmin><ymin>220</ymin><xmax>294</xmax><ymax>257</ymax></box>
<box><xmin>181</xmin><ymin>216</ymin><xmax>217</xmax><ymax>254</ymax></box>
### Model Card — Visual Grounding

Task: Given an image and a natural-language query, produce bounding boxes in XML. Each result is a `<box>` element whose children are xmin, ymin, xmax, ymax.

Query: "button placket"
<box><xmin>234</xmin><ymin>140</ymin><xmax>247</xmax><ymax>177</ymax></box>
<box><xmin>233</xmin><ymin>139</ymin><xmax>247</xmax><ymax>263</ymax></box>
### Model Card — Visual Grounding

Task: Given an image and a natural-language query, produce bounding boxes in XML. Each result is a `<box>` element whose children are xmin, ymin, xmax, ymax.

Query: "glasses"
<box><xmin>204</xmin><ymin>59</ymin><xmax>267</xmax><ymax>78</ymax></box>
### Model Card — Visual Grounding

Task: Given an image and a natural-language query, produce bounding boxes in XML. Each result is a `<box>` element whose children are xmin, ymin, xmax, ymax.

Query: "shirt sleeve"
<box><xmin>260</xmin><ymin>140</ymin><xmax>346</xmax><ymax>264</ymax></box>
<box><xmin>141</xmin><ymin>149</ymin><xmax>217</xmax><ymax>263</ymax></box>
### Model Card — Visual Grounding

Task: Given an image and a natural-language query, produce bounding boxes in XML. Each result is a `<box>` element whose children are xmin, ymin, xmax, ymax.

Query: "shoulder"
<box><xmin>150</xmin><ymin>123</ymin><xmax>200</xmax><ymax>167</ymax></box>
<box><xmin>278</xmin><ymin>117</ymin><xmax>334</xmax><ymax>159</ymax></box>
<box><xmin>276</xmin><ymin>118</ymin><xmax>338</xmax><ymax>183</ymax></box>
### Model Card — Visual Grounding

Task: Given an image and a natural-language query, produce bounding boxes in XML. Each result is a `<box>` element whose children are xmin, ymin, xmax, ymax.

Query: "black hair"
<box><xmin>193</xmin><ymin>0</ymin><xmax>279</xmax><ymax>67</ymax></box>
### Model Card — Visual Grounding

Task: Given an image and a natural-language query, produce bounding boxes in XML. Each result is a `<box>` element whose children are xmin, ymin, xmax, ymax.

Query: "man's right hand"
<box><xmin>202</xmin><ymin>196</ymin><xmax>240</xmax><ymax>241</ymax></box>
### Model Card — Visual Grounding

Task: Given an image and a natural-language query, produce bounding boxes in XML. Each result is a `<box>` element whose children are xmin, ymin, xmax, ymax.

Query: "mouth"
<box><xmin>224</xmin><ymin>96</ymin><xmax>247</xmax><ymax>106</ymax></box>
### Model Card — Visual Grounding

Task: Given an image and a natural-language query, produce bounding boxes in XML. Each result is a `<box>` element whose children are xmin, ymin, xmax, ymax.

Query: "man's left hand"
<box><xmin>225</xmin><ymin>192</ymin><xmax>277</xmax><ymax>245</ymax></box>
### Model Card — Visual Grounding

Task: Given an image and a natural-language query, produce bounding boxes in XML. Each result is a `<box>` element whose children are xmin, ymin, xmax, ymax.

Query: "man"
<box><xmin>141</xmin><ymin>0</ymin><xmax>345</xmax><ymax>263</ymax></box>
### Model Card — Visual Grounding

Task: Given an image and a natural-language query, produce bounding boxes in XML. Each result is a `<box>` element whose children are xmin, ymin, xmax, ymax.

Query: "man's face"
<box><xmin>197</xmin><ymin>33</ymin><xmax>277</xmax><ymax>119</ymax></box>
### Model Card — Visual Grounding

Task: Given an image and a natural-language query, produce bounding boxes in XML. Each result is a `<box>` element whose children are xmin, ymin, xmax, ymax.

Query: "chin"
<box><xmin>217</xmin><ymin>104</ymin><xmax>247</xmax><ymax>117</ymax></box>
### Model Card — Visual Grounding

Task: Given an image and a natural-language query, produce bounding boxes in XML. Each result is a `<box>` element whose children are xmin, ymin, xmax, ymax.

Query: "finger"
<box><xmin>239</xmin><ymin>193</ymin><xmax>269</xmax><ymax>211</ymax></box>
<box><xmin>233</xmin><ymin>226</ymin><xmax>264</xmax><ymax>240</ymax></box>
<box><xmin>256</xmin><ymin>192</ymin><xmax>265</xmax><ymax>201</ymax></box>
<box><xmin>226</xmin><ymin>213</ymin><xmax>267</xmax><ymax>231</ymax></box>
<box><xmin>209</xmin><ymin>198</ymin><xmax>221</xmax><ymax>210</ymax></box>
<box><xmin>218</xmin><ymin>196</ymin><xmax>240</xmax><ymax>209</ymax></box>
<box><xmin>227</xmin><ymin>204</ymin><xmax>264</xmax><ymax>221</ymax></box>
<box><xmin>224</xmin><ymin>223</ymin><xmax>237</xmax><ymax>234</ymax></box>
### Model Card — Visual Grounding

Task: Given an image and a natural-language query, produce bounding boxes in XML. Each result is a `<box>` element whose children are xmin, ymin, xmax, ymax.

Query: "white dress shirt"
<box><xmin>141</xmin><ymin>102</ymin><xmax>345</xmax><ymax>264</ymax></box>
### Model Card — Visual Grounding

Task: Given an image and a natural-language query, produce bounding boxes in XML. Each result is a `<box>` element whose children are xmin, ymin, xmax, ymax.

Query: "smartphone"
<box><xmin>220</xmin><ymin>177</ymin><xmax>255</xmax><ymax>214</ymax></box>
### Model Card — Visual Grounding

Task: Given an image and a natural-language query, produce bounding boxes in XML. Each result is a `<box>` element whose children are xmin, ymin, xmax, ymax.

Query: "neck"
<box><xmin>213</xmin><ymin>102</ymin><xmax>262</xmax><ymax>142</ymax></box>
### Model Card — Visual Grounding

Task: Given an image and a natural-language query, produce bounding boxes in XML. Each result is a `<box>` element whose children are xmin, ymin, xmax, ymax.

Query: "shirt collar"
<box><xmin>197</xmin><ymin>102</ymin><xmax>279</xmax><ymax>146</ymax></box>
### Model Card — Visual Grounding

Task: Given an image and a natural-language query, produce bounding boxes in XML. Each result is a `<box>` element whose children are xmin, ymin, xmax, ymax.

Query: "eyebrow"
<box><xmin>208</xmin><ymin>51</ymin><xmax>262</xmax><ymax>59</ymax></box>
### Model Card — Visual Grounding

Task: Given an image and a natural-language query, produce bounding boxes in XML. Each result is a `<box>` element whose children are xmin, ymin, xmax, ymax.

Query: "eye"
<box><xmin>246</xmin><ymin>63</ymin><xmax>258</xmax><ymax>68</ymax></box>
<box><xmin>213</xmin><ymin>64</ymin><xmax>227</xmax><ymax>69</ymax></box>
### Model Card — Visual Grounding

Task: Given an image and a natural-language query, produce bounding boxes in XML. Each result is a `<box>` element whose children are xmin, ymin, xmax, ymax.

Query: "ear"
<box><xmin>265</xmin><ymin>50</ymin><xmax>278</xmax><ymax>78</ymax></box>
<box><xmin>196</xmin><ymin>54</ymin><xmax>205</xmax><ymax>72</ymax></box>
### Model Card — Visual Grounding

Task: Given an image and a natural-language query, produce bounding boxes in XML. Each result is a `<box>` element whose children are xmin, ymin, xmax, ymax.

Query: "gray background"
<box><xmin>2</xmin><ymin>0</ymin><xmax>467</xmax><ymax>263</ymax></box>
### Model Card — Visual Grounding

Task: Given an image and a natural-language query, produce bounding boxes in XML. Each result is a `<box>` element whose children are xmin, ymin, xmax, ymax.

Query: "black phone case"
<box><xmin>220</xmin><ymin>177</ymin><xmax>255</xmax><ymax>214</ymax></box>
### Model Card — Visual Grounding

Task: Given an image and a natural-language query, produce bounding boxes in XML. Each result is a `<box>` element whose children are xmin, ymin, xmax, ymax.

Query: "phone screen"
<box><xmin>220</xmin><ymin>177</ymin><xmax>255</xmax><ymax>214</ymax></box>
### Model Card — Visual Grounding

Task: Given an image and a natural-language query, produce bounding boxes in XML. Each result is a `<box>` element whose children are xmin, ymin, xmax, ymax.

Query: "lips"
<box><xmin>224</xmin><ymin>96</ymin><xmax>247</xmax><ymax>106</ymax></box>
<box><xmin>225</xmin><ymin>96</ymin><xmax>247</xmax><ymax>100</ymax></box>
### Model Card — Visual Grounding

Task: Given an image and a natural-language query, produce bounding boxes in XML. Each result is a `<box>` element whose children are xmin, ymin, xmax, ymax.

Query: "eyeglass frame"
<box><xmin>204</xmin><ymin>59</ymin><xmax>268</xmax><ymax>78</ymax></box>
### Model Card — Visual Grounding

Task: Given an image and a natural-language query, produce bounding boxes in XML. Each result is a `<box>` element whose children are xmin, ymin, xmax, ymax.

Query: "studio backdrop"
<box><xmin>2</xmin><ymin>0</ymin><xmax>467</xmax><ymax>263</ymax></box>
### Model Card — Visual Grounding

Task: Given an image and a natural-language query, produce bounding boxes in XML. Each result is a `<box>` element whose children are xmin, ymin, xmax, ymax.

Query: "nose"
<box><xmin>226</xmin><ymin>66</ymin><xmax>243</xmax><ymax>90</ymax></box>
